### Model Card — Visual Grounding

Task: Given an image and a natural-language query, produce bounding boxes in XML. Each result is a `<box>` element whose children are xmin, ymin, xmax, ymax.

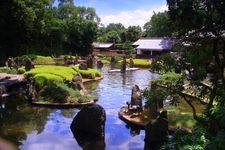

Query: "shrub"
<box><xmin>162</xmin><ymin>126</ymin><xmax>208</xmax><ymax>150</ymax></box>
<box><xmin>38</xmin><ymin>82</ymin><xmax>70</xmax><ymax>103</ymax></box>
<box><xmin>130</xmin><ymin>59</ymin><xmax>151</xmax><ymax>68</ymax></box>
<box><xmin>33</xmin><ymin>56</ymin><xmax>55</xmax><ymax>65</ymax></box>
<box><xmin>17</xmin><ymin>67</ymin><xmax>26</xmax><ymax>74</ymax></box>
<box><xmin>25</xmin><ymin>65</ymin><xmax>77</xmax><ymax>80</ymax></box>
<box><xmin>37</xmin><ymin>82</ymin><xmax>94</xmax><ymax>103</ymax></box>
<box><xmin>24</xmin><ymin>65</ymin><xmax>78</xmax><ymax>87</ymax></box>
<box><xmin>19</xmin><ymin>55</ymin><xmax>55</xmax><ymax>65</ymax></box>
<box><xmin>0</xmin><ymin>67</ymin><xmax>17</xmax><ymax>74</ymax></box>
<box><xmin>34</xmin><ymin>73</ymin><xmax>64</xmax><ymax>88</ymax></box>
<box><xmin>71</xmin><ymin>66</ymin><xmax>101</xmax><ymax>79</ymax></box>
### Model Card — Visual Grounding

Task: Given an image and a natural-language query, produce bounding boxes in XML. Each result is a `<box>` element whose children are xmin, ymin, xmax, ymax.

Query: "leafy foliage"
<box><xmin>0</xmin><ymin>1</ymin><xmax>99</xmax><ymax>63</ymax></box>
<box><xmin>71</xmin><ymin>66</ymin><xmax>101</xmax><ymax>79</ymax></box>
<box><xmin>19</xmin><ymin>55</ymin><xmax>55</xmax><ymax>65</ymax></box>
<box><xmin>0</xmin><ymin>67</ymin><xmax>17</xmax><ymax>74</ymax></box>
<box><xmin>150</xmin><ymin>53</ymin><xmax>178</xmax><ymax>74</ymax></box>
<box><xmin>129</xmin><ymin>59</ymin><xmax>151</xmax><ymax>68</ymax></box>
<box><xmin>37</xmin><ymin>82</ymin><xmax>93</xmax><ymax>103</ymax></box>
<box><xmin>25</xmin><ymin>65</ymin><xmax>77</xmax><ymax>81</ymax></box>
<box><xmin>162</xmin><ymin>126</ymin><xmax>208</xmax><ymax>150</ymax></box>
<box><xmin>156</xmin><ymin>0</ymin><xmax>225</xmax><ymax>149</ymax></box>
<box><xmin>144</xmin><ymin>11</ymin><xmax>174</xmax><ymax>37</ymax></box>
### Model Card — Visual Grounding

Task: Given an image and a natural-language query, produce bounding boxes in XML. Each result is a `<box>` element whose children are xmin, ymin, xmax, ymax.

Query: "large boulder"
<box><xmin>144</xmin><ymin>111</ymin><xmax>168</xmax><ymax>149</ymax></box>
<box><xmin>145</xmin><ymin>111</ymin><xmax>168</xmax><ymax>141</ymax></box>
<box><xmin>70</xmin><ymin>104</ymin><xmax>106</xmax><ymax>136</ymax></box>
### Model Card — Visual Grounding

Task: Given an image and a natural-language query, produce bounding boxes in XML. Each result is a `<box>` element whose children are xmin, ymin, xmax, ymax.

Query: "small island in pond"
<box><xmin>1</xmin><ymin>55</ymin><xmax>103</xmax><ymax>108</ymax></box>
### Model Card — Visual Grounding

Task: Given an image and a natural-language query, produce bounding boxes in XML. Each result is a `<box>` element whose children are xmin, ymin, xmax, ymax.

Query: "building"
<box><xmin>92</xmin><ymin>42</ymin><xmax>123</xmax><ymax>56</ymax></box>
<box><xmin>132</xmin><ymin>38</ymin><xmax>177</xmax><ymax>58</ymax></box>
<box><xmin>93</xmin><ymin>42</ymin><xmax>114</xmax><ymax>51</ymax></box>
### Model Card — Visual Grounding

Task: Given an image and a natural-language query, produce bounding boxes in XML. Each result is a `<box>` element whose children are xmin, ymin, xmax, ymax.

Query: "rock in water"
<box><xmin>144</xmin><ymin>111</ymin><xmax>168</xmax><ymax>149</ymax></box>
<box><xmin>70</xmin><ymin>104</ymin><xmax>106</xmax><ymax>136</ymax></box>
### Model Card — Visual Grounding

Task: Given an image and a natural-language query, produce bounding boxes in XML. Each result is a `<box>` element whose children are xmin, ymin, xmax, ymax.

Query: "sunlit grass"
<box><xmin>71</xmin><ymin>66</ymin><xmax>101</xmax><ymax>79</ymax></box>
<box><xmin>167</xmin><ymin>109</ymin><xmax>196</xmax><ymax>129</ymax></box>
<box><xmin>25</xmin><ymin>65</ymin><xmax>77</xmax><ymax>80</ymax></box>
<box><xmin>131</xmin><ymin>59</ymin><xmax>151</xmax><ymax>68</ymax></box>
<box><xmin>0</xmin><ymin>67</ymin><xmax>17</xmax><ymax>74</ymax></box>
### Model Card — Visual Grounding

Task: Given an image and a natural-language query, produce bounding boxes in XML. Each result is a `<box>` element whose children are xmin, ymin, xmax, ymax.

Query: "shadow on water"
<box><xmin>71</xmin><ymin>130</ymin><xmax>105</xmax><ymax>150</ymax></box>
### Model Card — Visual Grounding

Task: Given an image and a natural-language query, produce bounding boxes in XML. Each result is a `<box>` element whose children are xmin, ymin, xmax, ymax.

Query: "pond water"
<box><xmin>0</xmin><ymin>67</ymin><xmax>159</xmax><ymax>150</ymax></box>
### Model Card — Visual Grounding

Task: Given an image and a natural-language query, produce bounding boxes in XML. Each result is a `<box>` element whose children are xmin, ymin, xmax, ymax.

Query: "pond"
<box><xmin>0</xmin><ymin>67</ymin><xmax>158</xmax><ymax>150</ymax></box>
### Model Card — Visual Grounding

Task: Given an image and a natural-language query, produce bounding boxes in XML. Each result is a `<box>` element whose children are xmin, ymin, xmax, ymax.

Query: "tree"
<box><xmin>76</xmin><ymin>6</ymin><xmax>100</xmax><ymax>23</ymax></box>
<box><xmin>144</xmin><ymin>11</ymin><xmax>174</xmax><ymax>37</ymax></box>
<box><xmin>0</xmin><ymin>0</ymin><xmax>52</xmax><ymax>61</ymax></box>
<box><xmin>66</xmin><ymin>15</ymin><xmax>98</xmax><ymax>56</ymax></box>
<box><xmin>147</xmin><ymin>0</ymin><xmax>225</xmax><ymax>149</ymax></box>
<box><xmin>104</xmin><ymin>31</ymin><xmax>121</xmax><ymax>43</ymax></box>
<box><xmin>126</xmin><ymin>26</ymin><xmax>142</xmax><ymax>42</ymax></box>
<box><xmin>105</xmin><ymin>23</ymin><xmax>125</xmax><ymax>35</ymax></box>
<box><xmin>58</xmin><ymin>0</ymin><xmax>74</xmax><ymax>6</ymax></box>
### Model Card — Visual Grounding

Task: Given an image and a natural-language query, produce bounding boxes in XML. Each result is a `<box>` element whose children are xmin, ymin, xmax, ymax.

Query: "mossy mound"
<box><xmin>25</xmin><ymin>65</ymin><xmax>78</xmax><ymax>88</ymax></box>
<box><xmin>19</xmin><ymin>54</ymin><xmax>55</xmax><ymax>65</ymax></box>
<box><xmin>127</xmin><ymin>59</ymin><xmax>151</xmax><ymax>68</ymax></box>
<box><xmin>71</xmin><ymin>66</ymin><xmax>101</xmax><ymax>79</ymax></box>
<box><xmin>0</xmin><ymin>67</ymin><xmax>17</xmax><ymax>74</ymax></box>
<box><xmin>37</xmin><ymin>82</ymin><xmax>95</xmax><ymax>104</ymax></box>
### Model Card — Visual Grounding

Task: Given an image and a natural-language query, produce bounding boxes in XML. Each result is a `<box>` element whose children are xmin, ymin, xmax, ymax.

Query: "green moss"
<box><xmin>130</xmin><ymin>59</ymin><xmax>151</xmax><ymax>68</ymax></box>
<box><xmin>24</xmin><ymin>65</ymin><xmax>78</xmax><ymax>88</ymax></box>
<box><xmin>25</xmin><ymin>65</ymin><xmax>77</xmax><ymax>80</ymax></box>
<box><xmin>17</xmin><ymin>67</ymin><xmax>25</xmax><ymax>74</ymax></box>
<box><xmin>19</xmin><ymin>55</ymin><xmax>55</xmax><ymax>65</ymax></box>
<box><xmin>0</xmin><ymin>67</ymin><xmax>17</xmax><ymax>74</ymax></box>
<box><xmin>37</xmin><ymin>82</ymin><xmax>94</xmax><ymax>103</ymax></box>
<box><xmin>71</xmin><ymin>66</ymin><xmax>101</xmax><ymax>79</ymax></box>
<box><xmin>101</xmin><ymin>60</ymin><xmax>110</xmax><ymax>64</ymax></box>
<box><xmin>34</xmin><ymin>73</ymin><xmax>64</xmax><ymax>88</ymax></box>
<box><xmin>33</xmin><ymin>56</ymin><xmax>55</xmax><ymax>65</ymax></box>
<box><xmin>167</xmin><ymin>109</ymin><xmax>196</xmax><ymax>129</ymax></box>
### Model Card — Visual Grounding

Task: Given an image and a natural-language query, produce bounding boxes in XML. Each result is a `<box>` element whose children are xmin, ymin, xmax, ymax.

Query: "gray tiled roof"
<box><xmin>133</xmin><ymin>38</ymin><xmax>176</xmax><ymax>51</ymax></box>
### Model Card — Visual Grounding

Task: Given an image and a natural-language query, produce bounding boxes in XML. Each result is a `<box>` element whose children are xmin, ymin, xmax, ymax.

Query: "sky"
<box><xmin>75</xmin><ymin>0</ymin><xmax>168</xmax><ymax>28</ymax></box>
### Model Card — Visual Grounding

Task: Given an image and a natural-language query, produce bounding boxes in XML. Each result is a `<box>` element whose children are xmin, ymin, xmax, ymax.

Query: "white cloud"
<box><xmin>100</xmin><ymin>4</ymin><xmax>167</xmax><ymax>28</ymax></box>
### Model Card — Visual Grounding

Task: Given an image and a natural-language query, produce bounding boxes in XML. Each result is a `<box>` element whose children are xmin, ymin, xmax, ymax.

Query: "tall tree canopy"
<box><xmin>144</xmin><ymin>11</ymin><xmax>174</xmax><ymax>37</ymax></box>
<box><xmin>0</xmin><ymin>0</ymin><xmax>99</xmax><ymax>63</ymax></box>
<box><xmin>148</xmin><ymin>0</ymin><xmax>225</xmax><ymax>149</ymax></box>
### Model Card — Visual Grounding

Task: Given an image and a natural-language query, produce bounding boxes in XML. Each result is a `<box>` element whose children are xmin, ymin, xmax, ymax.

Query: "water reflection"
<box><xmin>0</xmin><ymin>96</ymin><xmax>52</xmax><ymax>146</ymax></box>
<box><xmin>0</xmin><ymin>67</ymin><xmax>157</xmax><ymax>150</ymax></box>
<box><xmin>125</xmin><ymin>124</ymin><xmax>141</xmax><ymax>137</ymax></box>
<box><xmin>71</xmin><ymin>130</ymin><xmax>105</xmax><ymax>150</ymax></box>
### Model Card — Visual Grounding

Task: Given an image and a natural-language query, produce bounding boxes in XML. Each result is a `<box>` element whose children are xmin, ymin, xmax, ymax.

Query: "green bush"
<box><xmin>96</xmin><ymin>54</ymin><xmax>105</xmax><ymax>58</ymax></box>
<box><xmin>24</xmin><ymin>65</ymin><xmax>78</xmax><ymax>88</ymax></box>
<box><xmin>0</xmin><ymin>67</ymin><xmax>17</xmax><ymax>74</ymax></box>
<box><xmin>25</xmin><ymin>65</ymin><xmax>77</xmax><ymax>80</ymax></box>
<box><xmin>131</xmin><ymin>59</ymin><xmax>151</xmax><ymax>68</ymax></box>
<box><xmin>17</xmin><ymin>67</ymin><xmax>26</xmax><ymax>74</ymax></box>
<box><xmin>19</xmin><ymin>55</ymin><xmax>55</xmax><ymax>65</ymax></box>
<box><xmin>34</xmin><ymin>73</ymin><xmax>64</xmax><ymax>88</ymax></box>
<box><xmin>71</xmin><ymin>66</ymin><xmax>101</xmax><ymax>79</ymax></box>
<box><xmin>37</xmin><ymin>82</ymin><xmax>94</xmax><ymax>103</ymax></box>
<box><xmin>162</xmin><ymin>126</ymin><xmax>208</xmax><ymax>150</ymax></box>
<box><xmin>33</xmin><ymin>56</ymin><xmax>55</xmax><ymax>65</ymax></box>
